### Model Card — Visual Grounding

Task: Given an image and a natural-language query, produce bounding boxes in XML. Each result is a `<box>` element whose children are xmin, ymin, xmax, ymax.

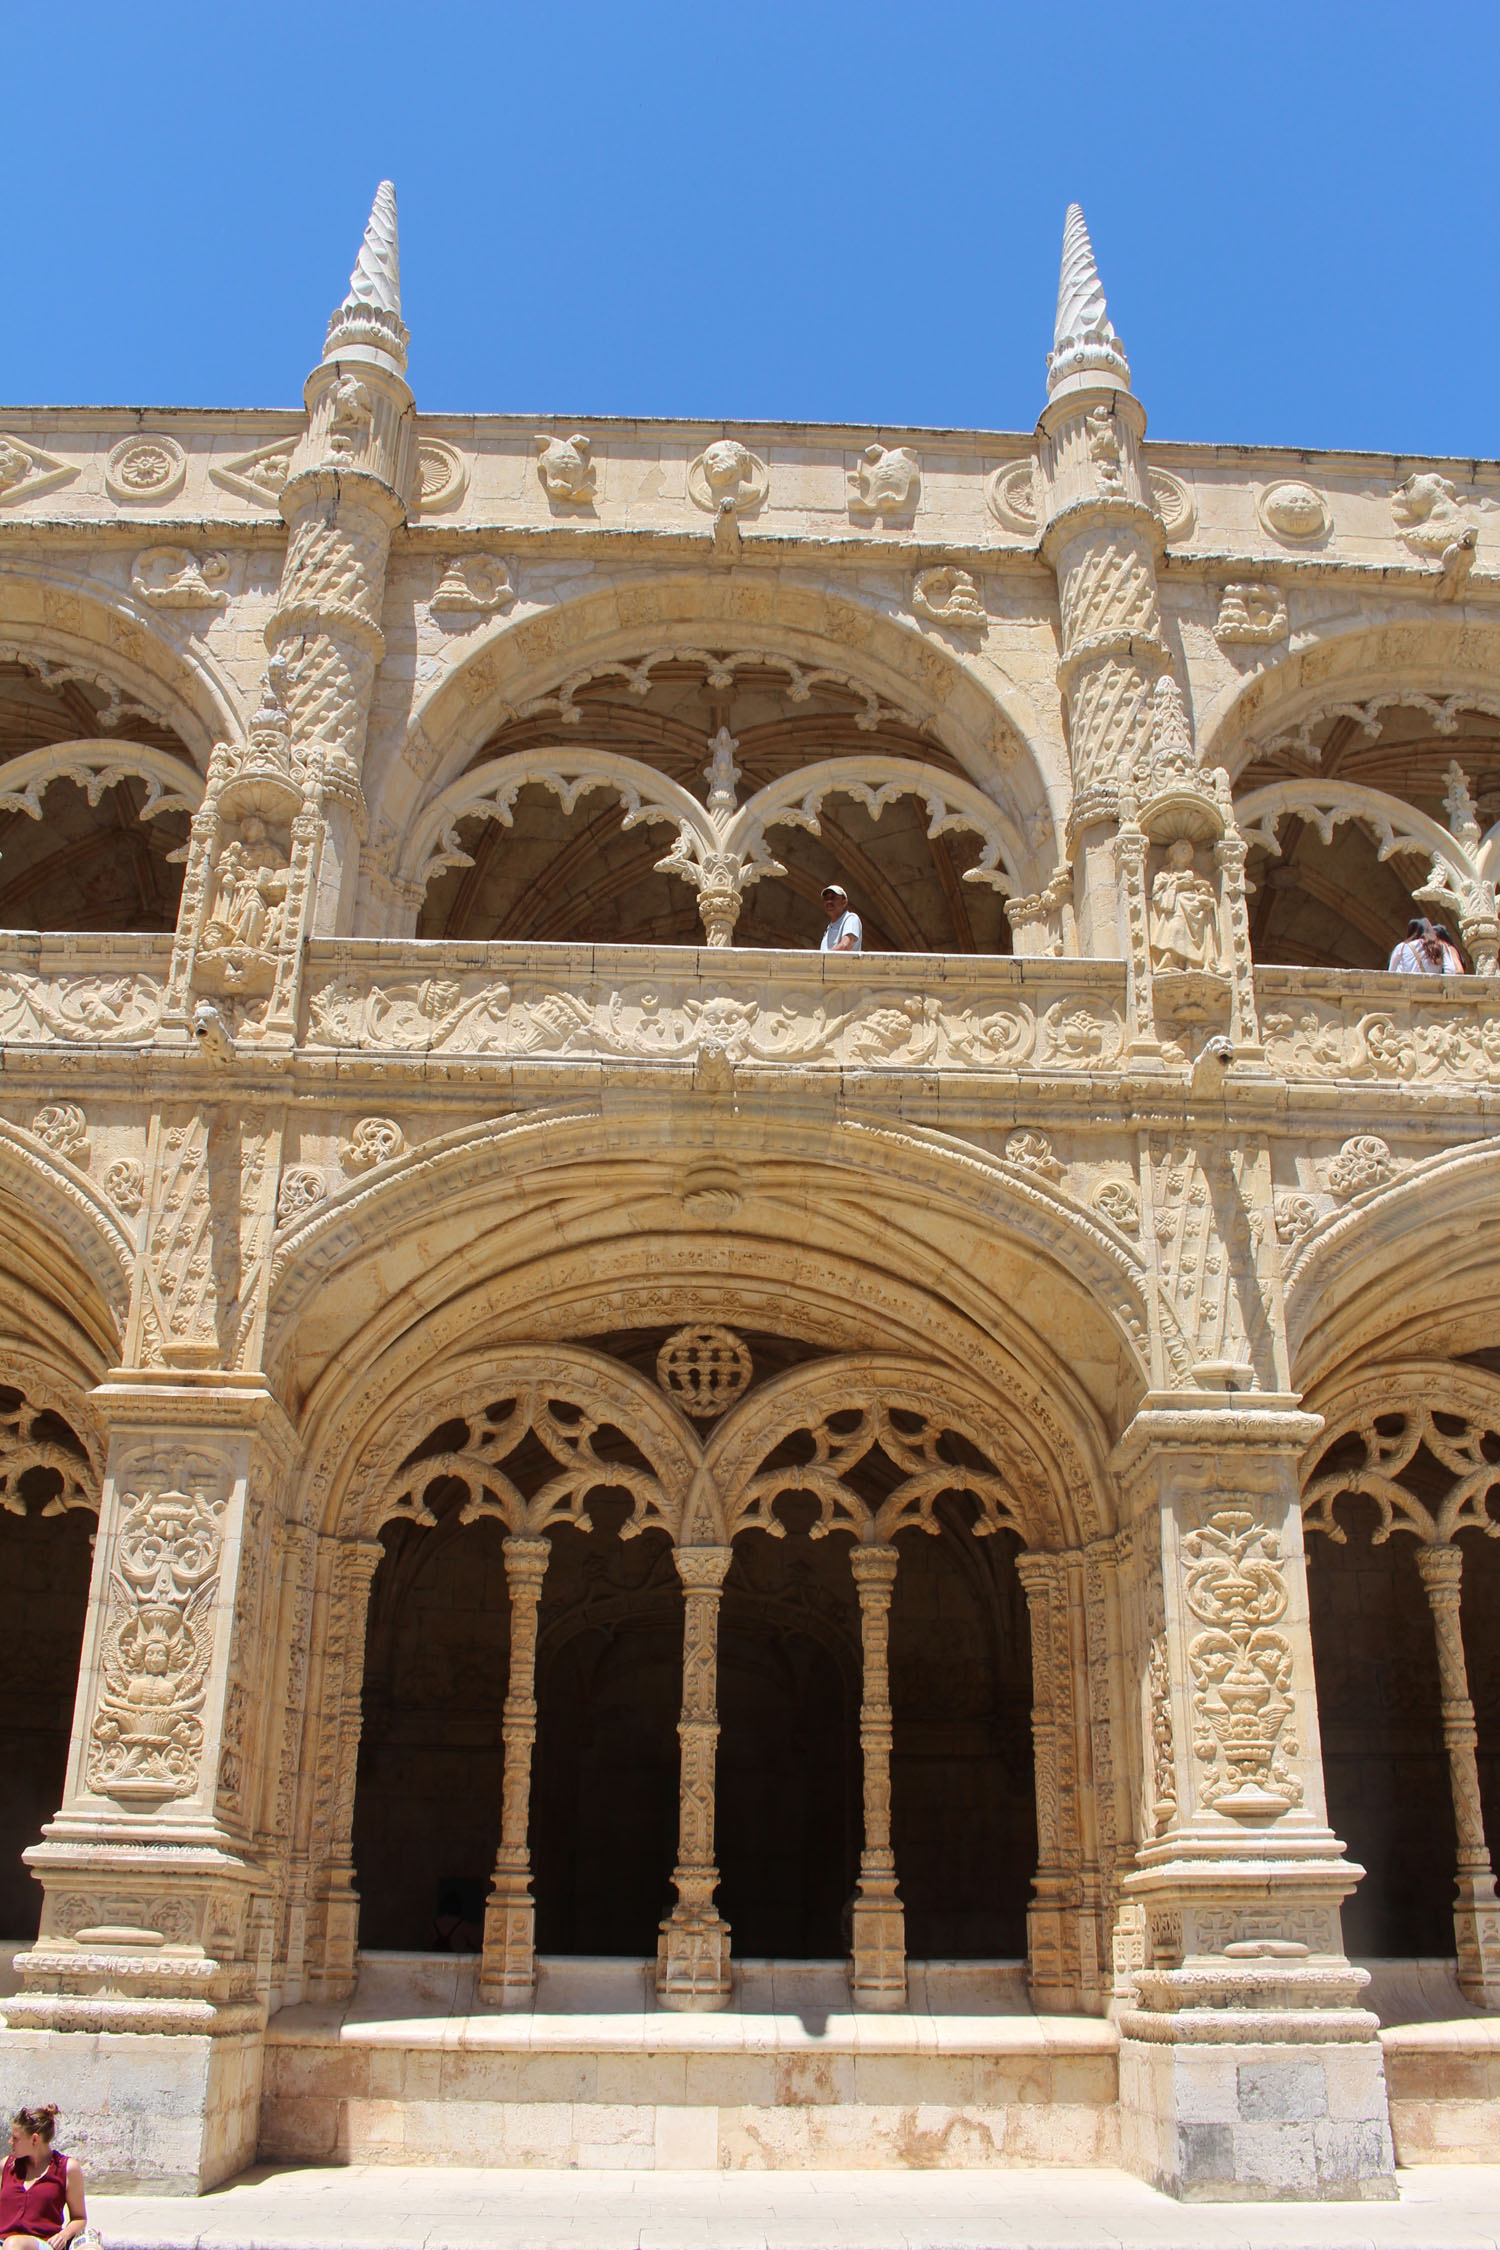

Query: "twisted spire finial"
<box><xmin>322</xmin><ymin>180</ymin><xmax>410</xmax><ymax>374</ymax></box>
<box><xmin>1046</xmin><ymin>204</ymin><xmax>1131</xmax><ymax>400</ymax></box>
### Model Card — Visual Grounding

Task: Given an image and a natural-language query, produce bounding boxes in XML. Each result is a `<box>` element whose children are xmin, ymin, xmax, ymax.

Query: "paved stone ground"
<box><xmin>90</xmin><ymin>2163</ymin><xmax>1500</xmax><ymax>2250</ymax></box>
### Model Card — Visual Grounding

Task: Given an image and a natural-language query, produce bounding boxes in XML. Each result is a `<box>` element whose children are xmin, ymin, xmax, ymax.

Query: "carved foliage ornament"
<box><xmin>0</xmin><ymin>1390</ymin><xmax>95</xmax><ymax>1519</ymax></box>
<box><xmin>1215</xmin><ymin>582</ymin><xmax>1287</xmax><ymax>647</ymax></box>
<box><xmin>131</xmin><ymin>547</ymin><xmax>230</xmax><ymax>610</ymax></box>
<box><xmin>29</xmin><ymin>1103</ymin><xmax>90</xmax><ymax>1163</ymax></box>
<box><xmin>106</xmin><ymin>435</ymin><xmax>186</xmax><ymax>505</ymax></box>
<box><xmin>89</xmin><ymin>1483</ymin><xmax>224</xmax><ymax>1799</ymax></box>
<box><xmin>341</xmin><ymin>1116</ymin><xmax>406</xmax><ymax>1173</ymax></box>
<box><xmin>1182</xmin><ymin>1507</ymin><xmax>1301</xmax><ymax>1815</ymax></box>
<box><xmin>1326</xmin><ymin>1134</ymin><xmax>1396</xmax><ymax>1201</ymax></box>
<box><xmin>728</xmin><ymin>1395</ymin><xmax>1024</xmax><ymax>1546</ymax></box>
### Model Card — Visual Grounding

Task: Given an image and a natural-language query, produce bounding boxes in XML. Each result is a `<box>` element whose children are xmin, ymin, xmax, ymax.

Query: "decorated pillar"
<box><xmin>1036</xmin><ymin>207</ymin><xmax>1169</xmax><ymax>958</ymax></box>
<box><xmin>849</xmin><ymin>1541</ymin><xmax>905</xmax><ymax>2009</ymax></box>
<box><xmin>478</xmin><ymin>1535</ymin><xmax>550</xmax><ymax>2008</ymax></box>
<box><xmin>1414</xmin><ymin>1544</ymin><xmax>1500</xmax><ymax>2003</ymax></box>
<box><xmin>270</xmin><ymin>181</ymin><xmax>416</xmax><ymax>940</ymax></box>
<box><xmin>11</xmin><ymin>1385</ymin><xmax>296</xmax><ymax>2190</ymax></box>
<box><xmin>656</xmin><ymin>1543</ymin><xmax>733</xmax><ymax>2009</ymax></box>
<box><xmin>1112</xmin><ymin>1402</ymin><xmax>1396</xmax><ymax>2202</ymax></box>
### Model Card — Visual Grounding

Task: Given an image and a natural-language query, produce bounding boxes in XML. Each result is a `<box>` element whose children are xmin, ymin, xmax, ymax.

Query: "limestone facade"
<box><xmin>0</xmin><ymin>192</ymin><xmax>1497</xmax><ymax>2201</ymax></box>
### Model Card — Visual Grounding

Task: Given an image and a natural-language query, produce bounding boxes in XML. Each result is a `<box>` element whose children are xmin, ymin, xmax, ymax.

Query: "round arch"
<box><xmin>1198</xmin><ymin>611</ymin><xmax>1500</xmax><ymax>787</ymax></box>
<box><xmin>367</xmin><ymin>574</ymin><xmax>1063</xmax><ymax>903</ymax></box>
<box><xmin>1284</xmin><ymin>1136</ymin><xmax>1500</xmax><ymax>1393</ymax></box>
<box><xmin>267</xmin><ymin>1106</ymin><xmax>1140</xmax><ymax>1538</ymax></box>
<box><xmin>0</xmin><ymin>574</ymin><xmax>250</xmax><ymax>768</ymax></box>
<box><xmin>0</xmin><ymin>1121</ymin><xmax>135</xmax><ymax>1360</ymax></box>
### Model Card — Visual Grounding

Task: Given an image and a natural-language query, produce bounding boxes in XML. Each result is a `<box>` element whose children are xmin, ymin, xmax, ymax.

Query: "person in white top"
<box><xmin>820</xmin><ymin>884</ymin><xmax>862</xmax><ymax>953</ymax></box>
<box><xmin>1387</xmin><ymin>916</ymin><xmax>1446</xmax><ymax>974</ymax></box>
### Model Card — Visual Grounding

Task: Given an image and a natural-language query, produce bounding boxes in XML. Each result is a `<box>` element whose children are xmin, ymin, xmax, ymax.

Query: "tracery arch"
<box><xmin>366</xmin><ymin>582</ymin><xmax>1063</xmax><ymax>934</ymax></box>
<box><xmin>1199</xmin><ymin>619</ymin><xmax>1500</xmax><ymax>968</ymax></box>
<box><xmin>1299</xmin><ymin>1362</ymin><xmax>1500</xmax><ymax>1987</ymax></box>
<box><xmin>0</xmin><ymin>636</ymin><xmax>209</xmax><ymax>932</ymax></box>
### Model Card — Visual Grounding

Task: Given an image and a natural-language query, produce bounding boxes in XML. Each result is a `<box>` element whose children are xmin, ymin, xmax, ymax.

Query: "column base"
<box><xmin>0</xmin><ymin>2024</ymin><xmax>262</xmax><ymax>2192</ymax></box>
<box><xmin>1454</xmin><ymin>1873</ymin><xmax>1500</xmax><ymax>2007</ymax></box>
<box><xmin>478</xmin><ymin>1890</ymin><xmax>536</xmax><ymax>2010</ymax></box>
<box><xmin>656</xmin><ymin>1909</ymin><xmax>732</xmax><ymax>2011</ymax></box>
<box><xmin>1118</xmin><ymin>1969</ymin><xmax>1396</xmax><ymax>2202</ymax></box>
<box><xmin>849</xmin><ymin>1888</ymin><xmax>907</xmax><ymax>2011</ymax></box>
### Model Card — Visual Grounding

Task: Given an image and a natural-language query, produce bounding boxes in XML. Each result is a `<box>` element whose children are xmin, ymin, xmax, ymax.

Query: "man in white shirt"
<box><xmin>820</xmin><ymin>884</ymin><xmax>862</xmax><ymax>953</ymax></box>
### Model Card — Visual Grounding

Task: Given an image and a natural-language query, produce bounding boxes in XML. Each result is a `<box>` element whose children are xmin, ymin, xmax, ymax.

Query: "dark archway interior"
<box><xmin>0</xmin><ymin>1489</ymin><xmax>94</xmax><ymax>1935</ymax></box>
<box><xmin>0</xmin><ymin>662</ymin><xmax>195</xmax><ymax>933</ymax></box>
<box><xmin>890</xmin><ymin>1522</ymin><xmax>1035</xmax><ymax>1958</ymax></box>
<box><xmin>416</xmin><ymin>657</ymin><xmax>1013</xmax><ymax>955</ymax></box>
<box><xmin>1307</xmin><ymin>1499</ymin><xmax>1458</xmax><ymax>1955</ymax></box>
<box><xmin>349</xmin><ymin>1378</ymin><xmax>1041</xmax><ymax>1962</ymax></box>
<box><xmin>352</xmin><ymin>1509</ymin><xmax>511</xmax><ymax>1950</ymax></box>
<box><xmin>1236</xmin><ymin>707</ymin><xmax>1500</xmax><ymax>970</ymax></box>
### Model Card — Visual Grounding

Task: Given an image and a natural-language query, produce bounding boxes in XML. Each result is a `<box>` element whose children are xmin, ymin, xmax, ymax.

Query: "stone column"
<box><xmin>656</xmin><ymin>1544</ymin><xmax>732</xmax><ymax>2009</ymax></box>
<box><xmin>1036</xmin><ymin>207</ymin><xmax>1168</xmax><ymax>959</ymax></box>
<box><xmin>479</xmin><ymin>1534</ymin><xmax>550</xmax><ymax>2008</ymax></box>
<box><xmin>10</xmin><ymin>1385</ymin><xmax>297</xmax><ymax>2191</ymax></box>
<box><xmin>269</xmin><ymin>180</ymin><xmax>416</xmax><ymax>941</ymax></box>
<box><xmin>299</xmin><ymin>1534</ymin><xmax>384</xmax><ymax>2002</ymax></box>
<box><xmin>1414</xmin><ymin>1544</ymin><xmax>1500</xmax><ymax>2004</ymax></box>
<box><xmin>1112</xmin><ymin>1401</ymin><xmax>1396</xmax><ymax>2203</ymax></box>
<box><xmin>848</xmin><ymin>1542</ymin><xmax>905</xmax><ymax>2008</ymax></box>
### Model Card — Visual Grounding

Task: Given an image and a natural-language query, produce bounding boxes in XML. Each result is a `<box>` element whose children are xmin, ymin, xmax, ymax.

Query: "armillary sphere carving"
<box><xmin>655</xmin><ymin>1325</ymin><xmax>753</xmax><ymax>1418</ymax></box>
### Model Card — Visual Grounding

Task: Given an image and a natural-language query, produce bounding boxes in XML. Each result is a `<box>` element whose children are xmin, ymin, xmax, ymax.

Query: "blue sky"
<box><xmin>8</xmin><ymin>1</ymin><xmax>1498</xmax><ymax>458</ymax></box>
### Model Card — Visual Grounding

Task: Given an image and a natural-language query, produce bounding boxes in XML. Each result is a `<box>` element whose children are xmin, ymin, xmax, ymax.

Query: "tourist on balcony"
<box><xmin>820</xmin><ymin>885</ymin><xmax>862</xmax><ymax>953</ymax></box>
<box><xmin>1387</xmin><ymin>917</ymin><xmax>1446</xmax><ymax>973</ymax></box>
<box><xmin>1429</xmin><ymin>922</ymin><xmax>1467</xmax><ymax>973</ymax></box>
<box><xmin>0</xmin><ymin>2105</ymin><xmax>87</xmax><ymax>2250</ymax></box>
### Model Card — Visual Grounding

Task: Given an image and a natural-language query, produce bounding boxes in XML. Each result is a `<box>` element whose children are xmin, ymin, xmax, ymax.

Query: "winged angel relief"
<box><xmin>88</xmin><ymin>1485</ymin><xmax>223</xmax><ymax>1800</ymax></box>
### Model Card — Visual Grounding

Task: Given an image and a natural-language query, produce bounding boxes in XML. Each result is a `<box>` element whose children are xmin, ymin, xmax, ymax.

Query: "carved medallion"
<box><xmin>656</xmin><ymin>1325</ymin><xmax>753</xmax><ymax>1418</ymax></box>
<box><xmin>106</xmin><ymin>435</ymin><xmax>187</xmax><ymax>505</ymax></box>
<box><xmin>1256</xmin><ymin>481</ymin><xmax>1330</xmax><ymax>543</ymax></box>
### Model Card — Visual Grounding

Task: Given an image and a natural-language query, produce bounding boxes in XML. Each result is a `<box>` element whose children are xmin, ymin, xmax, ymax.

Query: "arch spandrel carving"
<box><xmin>266</xmin><ymin>1102</ymin><xmax>1149</xmax><ymax>1432</ymax></box>
<box><xmin>368</xmin><ymin>576</ymin><xmax>1062</xmax><ymax>895</ymax></box>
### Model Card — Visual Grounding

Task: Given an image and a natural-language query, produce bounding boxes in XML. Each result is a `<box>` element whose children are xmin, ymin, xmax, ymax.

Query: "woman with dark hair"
<box><xmin>1387</xmin><ymin>916</ymin><xmax>1444</xmax><ymax>973</ymax></box>
<box><xmin>1429</xmin><ymin>923</ymin><xmax>1467</xmax><ymax>973</ymax></box>
<box><xmin>0</xmin><ymin>2107</ymin><xmax>87</xmax><ymax>2250</ymax></box>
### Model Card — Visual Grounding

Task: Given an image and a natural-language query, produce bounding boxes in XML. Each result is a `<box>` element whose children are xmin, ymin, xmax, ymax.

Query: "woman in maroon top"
<box><xmin>0</xmin><ymin>2107</ymin><xmax>86</xmax><ymax>2250</ymax></box>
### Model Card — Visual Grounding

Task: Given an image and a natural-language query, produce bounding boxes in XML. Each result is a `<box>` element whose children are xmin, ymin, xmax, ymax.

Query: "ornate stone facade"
<box><xmin>0</xmin><ymin>188</ymin><xmax>1497</xmax><ymax>2202</ymax></box>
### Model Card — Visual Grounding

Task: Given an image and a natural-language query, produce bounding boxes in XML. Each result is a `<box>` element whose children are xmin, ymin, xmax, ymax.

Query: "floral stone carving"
<box><xmin>88</xmin><ymin>1484</ymin><xmax>223</xmax><ymax>1799</ymax></box>
<box><xmin>106</xmin><ymin>435</ymin><xmax>187</xmax><ymax>505</ymax></box>
<box><xmin>1182</xmin><ymin>1507</ymin><xmax>1301</xmax><ymax>1816</ymax></box>
<box><xmin>30</xmin><ymin>1102</ymin><xmax>90</xmax><ymax>1162</ymax></box>
<box><xmin>1327</xmin><ymin>1134</ymin><xmax>1396</xmax><ymax>1200</ymax></box>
